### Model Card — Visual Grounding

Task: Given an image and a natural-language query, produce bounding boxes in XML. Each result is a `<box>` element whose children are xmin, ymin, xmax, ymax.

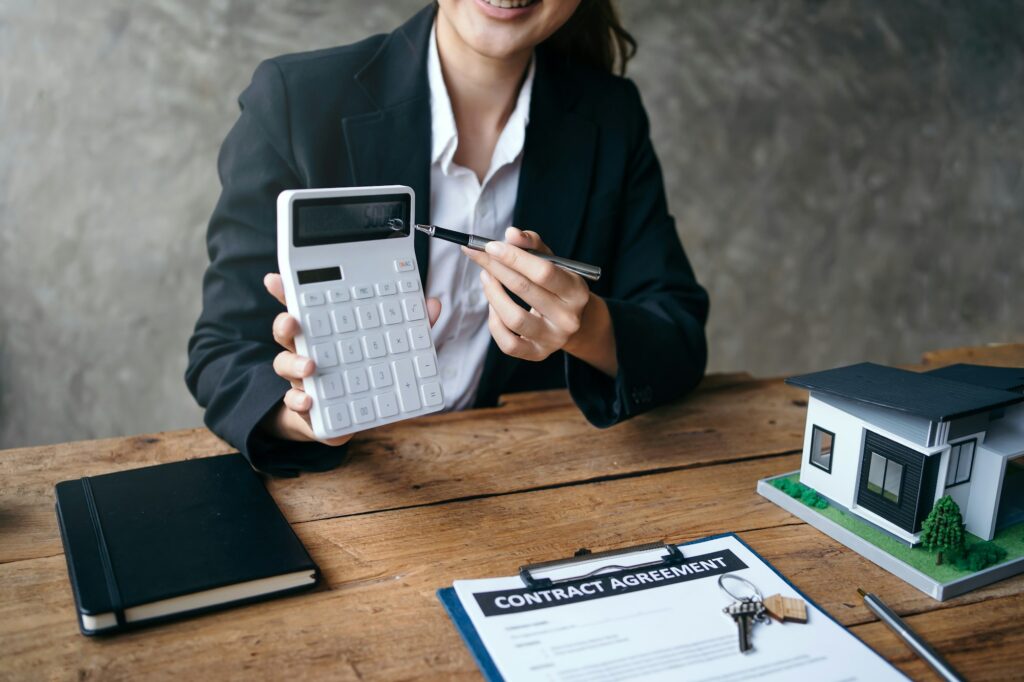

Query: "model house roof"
<box><xmin>924</xmin><ymin>363</ymin><xmax>1024</xmax><ymax>393</ymax></box>
<box><xmin>786</xmin><ymin>362</ymin><xmax>1024</xmax><ymax>422</ymax></box>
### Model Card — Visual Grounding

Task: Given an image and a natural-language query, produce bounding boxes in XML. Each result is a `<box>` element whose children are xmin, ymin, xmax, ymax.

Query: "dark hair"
<box><xmin>545</xmin><ymin>0</ymin><xmax>637</xmax><ymax>75</ymax></box>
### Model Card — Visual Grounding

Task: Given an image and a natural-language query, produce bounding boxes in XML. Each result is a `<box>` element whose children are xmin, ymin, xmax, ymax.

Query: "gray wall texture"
<box><xmin>1</xmin><ymin>0</ymin><xmax>1022</xmax><ymax>449</ymax></box>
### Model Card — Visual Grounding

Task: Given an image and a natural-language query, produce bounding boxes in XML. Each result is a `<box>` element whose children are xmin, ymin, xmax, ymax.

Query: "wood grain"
<box><xmin>1</xmin><ymin>345</ymin><xmax>1021</xmax><ymax>680</ymax></box>
<box><xmin>2</xmin><ymin>454</ymin><xmax>1021</xmax><ymax>680</ymax></box>
<box><xmin>0</xmin><ymin>373</ymin><xmax>808</xmax><ymax>564</ymax></box>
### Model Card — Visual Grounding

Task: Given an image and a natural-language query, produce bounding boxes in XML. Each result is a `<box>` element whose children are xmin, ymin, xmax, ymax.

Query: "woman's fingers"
<box><xmin>487</xmin><ymin>306</ymin><xmax>540</xmax><ymax>360</ymax></box>
<box><xmin>284</xmin><ymin>388</ymin><xmax>312</xmax><ymax>413</ymax></box>
<box><xmin>480</xmin><ymin>270</ymin><xmax>551</xmax><ymax>341</ymax></box>
<box><xmin>504</xmin><ymin>226</ymin><xmax>552</xmax><ymax>255</ymax></box>
<box><xmin>426</xmin><ymin>296</ymin><xmax>442</xmax><ymax>327</ymax></box>
<box><xmin>273</xmin><ymin>350</ymin><xmax>314</xmax><ymax>382</ymax></box>
<box><xmin>264</xmin><ymin>273</ymin><xmax>287</xmax><ymax>306</ymax></box>
<box><xmin>272</xmin><ymin>312</ymin><xmax>299</xmax><ymax>352</ymax></box>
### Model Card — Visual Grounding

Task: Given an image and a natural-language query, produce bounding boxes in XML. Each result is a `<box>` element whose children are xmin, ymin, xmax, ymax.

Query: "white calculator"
<box><xmin>276</xmin><ymin>185</ymin><xmax>444</xmax><ymax>439</ymax></box>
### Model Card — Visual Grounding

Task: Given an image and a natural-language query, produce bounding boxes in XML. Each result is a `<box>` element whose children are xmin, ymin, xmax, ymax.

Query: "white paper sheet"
<box><xmin>452</xmin><ymin>535</ymin><xmax>905</xmax><ymax>681</ymax></box>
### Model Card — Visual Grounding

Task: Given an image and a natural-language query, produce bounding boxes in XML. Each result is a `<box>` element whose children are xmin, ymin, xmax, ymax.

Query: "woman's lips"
<box><xmin>473</xmin><ymin>0</ymin><xmax>541</xmax><ymax>20</ymax></box>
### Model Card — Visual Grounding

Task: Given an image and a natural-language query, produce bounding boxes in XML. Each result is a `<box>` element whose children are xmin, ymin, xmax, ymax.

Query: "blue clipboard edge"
<box><xmin>436</xmin><ymin>532</ymin><xmax>896</xmax><ymax>681</ymax></box>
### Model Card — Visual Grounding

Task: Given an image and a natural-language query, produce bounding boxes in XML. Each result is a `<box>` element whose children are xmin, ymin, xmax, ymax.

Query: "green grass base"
<box><xmin>776</xmin><ymin>473</ymin><xmax>1024</xmax><ymax>583</ymax></box>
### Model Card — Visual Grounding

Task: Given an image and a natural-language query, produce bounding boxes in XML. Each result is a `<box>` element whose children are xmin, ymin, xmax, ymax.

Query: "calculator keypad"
<box><xmin>296</xmin><ymin>270</ymin><xmax>443</xmax><ymax>436</ymax></box>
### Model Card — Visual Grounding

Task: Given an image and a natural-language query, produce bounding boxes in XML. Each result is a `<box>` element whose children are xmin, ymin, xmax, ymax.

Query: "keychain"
<box><xmin>718</xmin><ymin>574</ymin><xmax>770</xmax><ymax>653</ymax></box>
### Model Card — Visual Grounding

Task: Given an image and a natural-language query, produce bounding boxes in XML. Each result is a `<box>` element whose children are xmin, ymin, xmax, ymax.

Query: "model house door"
<box><xmin>856</xmin><ymin>431</ymin><xmax>941</xmax><ymax>533</ymax></box>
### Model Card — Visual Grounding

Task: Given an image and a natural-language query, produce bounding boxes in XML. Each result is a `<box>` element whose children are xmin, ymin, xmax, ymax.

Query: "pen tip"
<box><xmin>856</xmin><ymin>588</ymin><xmax>867</xmax><ymax>598</ymax></box>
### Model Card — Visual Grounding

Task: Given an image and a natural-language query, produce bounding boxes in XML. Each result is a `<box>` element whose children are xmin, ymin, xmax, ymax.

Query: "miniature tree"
<box><xmin>919</xmin><ymin>495</ymin><xmax>966</xmax><ymax>565</ymax></box>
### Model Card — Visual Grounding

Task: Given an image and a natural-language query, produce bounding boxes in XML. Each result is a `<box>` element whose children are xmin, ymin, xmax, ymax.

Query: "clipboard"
<box><xmin>438</xmin><ymin>541</ymin><xmax>685</xmax><ymax>682</ymax></box>
<box><xmin>437</xmin><ymin>533</ymin><xmax>899</xmax><ymax>682</ymax></box>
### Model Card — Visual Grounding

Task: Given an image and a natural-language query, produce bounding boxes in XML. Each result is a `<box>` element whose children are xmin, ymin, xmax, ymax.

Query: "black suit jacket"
<box><xmin>186</xmin><ymin>5</ymin><xmax>709</xmax><ymax>476</ymax></box>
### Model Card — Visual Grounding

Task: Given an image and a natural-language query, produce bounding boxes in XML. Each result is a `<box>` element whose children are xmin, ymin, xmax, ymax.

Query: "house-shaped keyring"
<box><xmin>758</xmin><ymin>362</ymin><xmax>1024</xmax><ymax>600</ymax></box>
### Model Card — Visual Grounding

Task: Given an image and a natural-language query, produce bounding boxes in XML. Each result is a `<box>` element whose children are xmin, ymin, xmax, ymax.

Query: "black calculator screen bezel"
<box><xmin>292</xmin><ymin>193</ymin><xmax>411</xmax><ymax>247</ymax></box>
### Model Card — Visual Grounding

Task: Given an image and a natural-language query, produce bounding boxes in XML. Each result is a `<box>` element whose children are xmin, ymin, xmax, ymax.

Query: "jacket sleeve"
<box><xmin>565</xmin><ymin>80</ymin><xmax>710</xmax><ymax>427</ymax></box>
<box><xmin>185</xmin><ymin>60</ymin><xmax>348</xmax><ymax>476</ymax></box>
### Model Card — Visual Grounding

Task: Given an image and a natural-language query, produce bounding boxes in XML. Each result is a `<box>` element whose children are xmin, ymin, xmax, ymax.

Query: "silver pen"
<box><xmin>857</xmin><ymin>588</ymin><xmax>964</xmax><ymax>682</ymax></box>
<box><xmin>414</xmin><ymin>223</ymin><xmax>602</xmax><ymax>282</ymax></box>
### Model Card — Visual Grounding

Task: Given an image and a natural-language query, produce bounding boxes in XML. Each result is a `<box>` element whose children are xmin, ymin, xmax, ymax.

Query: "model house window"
<box><xmin>946</xmin><ymin>439</ymin><xmax>975</xmax><ymax>487</ymax></box>
<box><xmin>809</xmin><ymin>426</ymin><xmax>835</xmax><ymax>472</ymax></box>
<box><xmin>866</xmin><ymin>451</ymin><xmax>903</xmax><ymax>504</ymax></box>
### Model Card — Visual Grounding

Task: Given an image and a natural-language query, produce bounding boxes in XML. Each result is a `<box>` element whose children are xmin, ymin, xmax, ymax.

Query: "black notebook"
<box><xmin>55</xmin><ymin>453</ymin><xmax>320</xmax><ymax>635</ymax></box>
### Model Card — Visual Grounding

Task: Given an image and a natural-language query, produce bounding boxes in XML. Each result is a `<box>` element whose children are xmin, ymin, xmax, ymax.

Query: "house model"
<box><xmin>785</xmin><ymin>362</ymin><xmax>1024</xmax><ymax>545</ymax></box>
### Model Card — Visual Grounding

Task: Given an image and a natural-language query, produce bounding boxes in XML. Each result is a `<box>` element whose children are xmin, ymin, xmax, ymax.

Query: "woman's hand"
<box><xmin>261</xmin><ymin>273</ymin><xmax>442</xmax><ymax>445</ymax></box>
<box><xmin>463</xmin><ymin>228</ymin><xmax>618</xmax><ymax>377</ymax></box>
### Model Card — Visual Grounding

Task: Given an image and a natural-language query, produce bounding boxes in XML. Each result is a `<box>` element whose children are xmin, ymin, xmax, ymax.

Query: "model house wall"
<box><xmin>800</xmin><ymin>395</ymin><xmax>1024</xmax><ymax>543</ymax></box>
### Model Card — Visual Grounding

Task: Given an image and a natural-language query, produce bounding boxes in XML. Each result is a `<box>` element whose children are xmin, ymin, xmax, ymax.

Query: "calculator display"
<box><xmin>293</xmin><ymin>194</ymin><xmax>410</xmax><ymax>246</ymax></box>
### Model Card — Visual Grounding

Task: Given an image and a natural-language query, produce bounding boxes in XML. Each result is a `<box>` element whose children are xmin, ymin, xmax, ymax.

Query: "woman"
<box><xmin>186</xmin><ymin>0</ymin><xmax>709</xmax><ymax>476</ymax></box>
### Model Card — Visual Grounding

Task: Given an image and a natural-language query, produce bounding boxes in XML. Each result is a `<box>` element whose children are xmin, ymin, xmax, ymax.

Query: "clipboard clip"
<box><xmin>518</xmin><ymin>541</ymin><xmax>685</xmax><ymax>590</ymax></box>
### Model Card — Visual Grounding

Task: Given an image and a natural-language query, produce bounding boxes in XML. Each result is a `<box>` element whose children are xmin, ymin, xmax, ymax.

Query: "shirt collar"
<box><xmin>428</xmin><ymin>23</ymin><xmax>535</xmax><ymax>178</ymax></box>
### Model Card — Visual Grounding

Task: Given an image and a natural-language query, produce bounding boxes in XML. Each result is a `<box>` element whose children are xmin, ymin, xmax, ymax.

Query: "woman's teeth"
<box><xmin>483</xmin><ymin>0</ymin><xmax>537</xmax><ymax>8</ymax></box>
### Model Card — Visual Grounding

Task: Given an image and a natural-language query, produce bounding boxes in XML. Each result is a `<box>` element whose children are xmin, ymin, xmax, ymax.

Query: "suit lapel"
<box><xmin>342</xmin><ymin>5</ymin><xmax>435</xmax><ymax>285</ymax></box>
<box><xmin>478</xmin><ymin>49</ymin><xmax>599</xmax><ymax>406</ymax></box>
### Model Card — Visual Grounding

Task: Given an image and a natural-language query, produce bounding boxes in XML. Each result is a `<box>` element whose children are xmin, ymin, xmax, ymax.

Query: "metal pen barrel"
<box><xmin>466</xmin><ymin>235</ymin><xmax>602</xmax><ymax>281</ymax></box>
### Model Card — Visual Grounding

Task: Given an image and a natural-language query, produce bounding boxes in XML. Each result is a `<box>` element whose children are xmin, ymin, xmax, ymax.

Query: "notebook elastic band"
<box><xmin>81</xmin><ymin>477</ymin><xmax>126</xmax><ymax>626</ymax></box>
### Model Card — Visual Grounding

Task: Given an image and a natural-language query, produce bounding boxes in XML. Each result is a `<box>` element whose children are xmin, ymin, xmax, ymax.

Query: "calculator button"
<box><xmin>362</xmin><ymin>332</ymin><xmax>387</xmax><ymax>359</ymax></box>
<box><xmin>387</xmin><ymin>329</ymin><xmax>410</xmax><ymax>354</ymax></box>
<box><xmin>369</xmin><ymin>363</ymin><xmax>393</xmax><ymax>388</ymax></box>
<box><xmin>305</xmin><ymin>311</ymin><xmax>331</xmax><ymax>338</ymax></box>
<box><xmin>352</xmin><ymin>284</ymin><xmax>374</xmax><ymax>299</ymax></box>
<box><xmin>311</xmin><ymin>342</ymin><xmax>338</xmax><ymax>368</ymax></box>
<box><xmin>351</xmin><ymin>398</ymin><xmax>375</xmax><ymax>424</ymax></box>
<box><xmin>398</xmin><ymin>278</ymin><xmax>419</xmax><ymax>293</ymax></box>
<box><xmin>409</xmin><ymin>325</ymin><xmax>431</xmax><ymax>350</ymax></box>
<box><xmin>338</xmin><ymin>338</ymin><xmax>363</xmax><ymax>364</ymax></box>
<box><xmin>357</xmin><ymin>305</ymin><xmax>381</xmax><ymax>329</ymax></box>
<box><xmin>421</xmin><ymin>382</ymin><xmax>443</xmax><ymax>408</ymax></box>
<box><xmin>402</xmin><ymin>298</ymin><xmax>425</xmax><ymax>321</ymax></box>
<box><xmin>379</xmin><ymin>300</ymin><xmax>403</xmax><ymax>325</ymax></box>
<box><xmin>301</xmin><ymin>291</ymin><xmax>325</xmax><ymax>306</ymax></box>
<box><xmin>318</xmin><ymin>373</ymin><xmax>345</xmax><ymax>400</ymax></box>
<box><xmin>344</xmin><ymin>367</ymin><xmax>369</xmax><ymax>394</ymax></box>
<box><xmin>327</xmin><ymin>287</ymin><xmax>350</xmax><ymax>303</ymax></box>
<box><xmin>414</xmin><ymin>354</ymin><xmax>437</xmax><ymax>378</ymax></box>
<box><xmin>393</xmin><ymin>359</ymin><xmax>421</xmax><ymax>412</ymax></box>
<box><xmin>375</xmin><ymin>281</ymin><xmax>397</xmax><ymax>296</ymax></box>
<box><xmin>330</xmin><ymin>306</ymin><xmax>356</xmax><ymax>334</ymax></box>
<box><xmin>394</xmin><ymin>258</ymin><xmax>415</xmax><ymax>272</ymax></box>
<box><xmin>374</xmin><ymin>392</ymin><xmax>399</xmax><ymax>419</ymax></box>
<box><xmin>325</xmin><ymin>403</ymin><xmax>350</xmax><ymax>430</ymax></box>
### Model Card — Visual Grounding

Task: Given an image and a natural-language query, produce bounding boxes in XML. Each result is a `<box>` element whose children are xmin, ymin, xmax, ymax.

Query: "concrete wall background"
<box><xmin>1</xmin><ymin>0</ymin><xmax>1021</xmax><ymax>449</ymax></box>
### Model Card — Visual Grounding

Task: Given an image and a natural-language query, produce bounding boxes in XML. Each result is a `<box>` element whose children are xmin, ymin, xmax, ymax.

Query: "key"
<box><xmin>398</xmin><ymin>277</ymin><xmax>419</xmax><ymax>292</ymax></box>
<box><xmin>409</xmin><ymin>325</ymin><xmax>431</xmax><ymax>350</ymax></box>
<box><xmin>393</xmin><ymin>358</ymin><xmax>421</xmax><ymax>412</ymax></box>
<box><xmin>327</xmin><ymin>287</ymin><xmax>350</xmax><ymax>303</ymax></box>
<box><xmin>305</xmin><ymin>311</ymin><xmax>331</xmax><ymax>338</ymax></box>
<box><xmin>301</xmin><ymin>291</ymin><xmax>325</xmax><ymax>306</ymax></box>
<box><xmin>352</xmin><ymin>284</ymin><xmax>374</xmax><ymax>299</ymax></box>
<box><xmin>387</xmin><ymin>329</ymin><xmax>410</xmax><ymax>354</ymax></box>
<box><xmin>330</xmin><ymin>306</ymin><xmax>356</xmax><ymax>333</ymax></box>
<box><xmin>375</xmin><ymin>281</ymin><xmax>397</xmax><ymax>296</ymax></box>
<box><xmin>380</xmin><ymin>300</ymin><xmax>403</xmax><ymax>325</ymax></box>
<box><xmin>723</xmin><ymin>599</ymin><xmax>765</xmax><ymax>653</ymax></box>
<box><xmin>362</xmin><ymin>332</ymin><xmax>386</xmax><ymax>359</ymax></box>
<box><xmin>402</xmin><ymin>297</ymin><xmax>425</xmax><ymax>321</ymax></box>
<box><xmin>357</xmin><ymin>304</ymin><xmax>381</xmax><ymax>329</ymax></box>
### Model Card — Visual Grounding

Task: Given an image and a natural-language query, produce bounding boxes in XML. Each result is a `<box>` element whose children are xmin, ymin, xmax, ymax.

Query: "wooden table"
<box><xmin>2</xmin><ymin>345</ymin><xmax>1022</xmax><ymax>680</ymax></box>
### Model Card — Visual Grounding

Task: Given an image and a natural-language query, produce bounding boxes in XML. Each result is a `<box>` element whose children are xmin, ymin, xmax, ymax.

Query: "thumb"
<box><xmin>426</xmin><ymin>297</ymin><xmax>442</xmax><ymax>327</ymax></box>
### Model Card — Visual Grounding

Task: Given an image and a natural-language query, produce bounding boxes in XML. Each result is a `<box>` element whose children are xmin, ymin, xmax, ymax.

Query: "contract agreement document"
<box><xmin>442</xmin><ymin>534</ymin><xmax>904</xmax><ymax>682</ymax></box>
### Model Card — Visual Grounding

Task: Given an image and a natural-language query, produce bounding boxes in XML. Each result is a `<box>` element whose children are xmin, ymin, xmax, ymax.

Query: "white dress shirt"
<box><xmin>425</xmin><ymin>25</ymin><xmax>535</xmax><ymax>410</ymax></box>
